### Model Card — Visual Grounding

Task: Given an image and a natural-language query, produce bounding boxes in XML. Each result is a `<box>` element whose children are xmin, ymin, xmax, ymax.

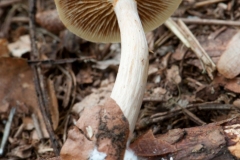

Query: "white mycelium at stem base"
<box><xmin>111</xmin><ymin>0</ymin><xmax>149</xmax><ymax>134</ymax></box>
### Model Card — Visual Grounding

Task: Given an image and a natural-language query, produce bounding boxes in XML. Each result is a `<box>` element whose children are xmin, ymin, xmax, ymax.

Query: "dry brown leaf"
<box><xmin>172</xmin><ymin>44</ymin><xmax>187</xmax><ymax>61</ymax></box>
<box><xmin>0</xmin><ymin>57</ymin><xmax>47</xmax><ymax>138</ymax></box>
<box><xmin>214</xmin><ymin>75</ymin><xmax>240</xmax><ymax>93</ymax></box>
<box><xmin>148</xmin><ymin>65</ymin><xmax>158</xmax><ymax>76</ymax></box>
<box><xmin>130</xmin><ymin>130</ymin><xmax>176</xmax><ymax>157</ymax></box>
<box><xmin>0</xmin><ymin>102</ymin><xmax>10</xmax><ymax>113</ymax></box>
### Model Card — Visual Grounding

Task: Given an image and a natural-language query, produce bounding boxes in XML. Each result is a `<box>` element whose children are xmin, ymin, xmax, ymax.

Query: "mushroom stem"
<box><xmin>111</xmin><ymin>0</ymin><xmax>149</xmax><ymax>134</ymax></box>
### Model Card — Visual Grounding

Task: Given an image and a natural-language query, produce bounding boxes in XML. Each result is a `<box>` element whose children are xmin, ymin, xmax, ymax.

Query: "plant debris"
<box><xmin>0</xmin><ymin>0</ymin><xmax>240</xmax><ymax>159</ymax></box>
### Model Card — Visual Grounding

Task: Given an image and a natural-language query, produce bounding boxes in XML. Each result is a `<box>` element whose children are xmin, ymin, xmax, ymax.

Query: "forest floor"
<box><xmin>0</xmin><ymin>0</ymin><xmax>240</xmax><ymax>159</ymax></box>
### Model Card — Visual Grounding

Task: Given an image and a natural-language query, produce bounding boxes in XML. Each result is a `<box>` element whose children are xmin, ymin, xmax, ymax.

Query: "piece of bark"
<box><xmin>130</xmin><ymin>115</ymin><xmax>240</xmax><ymax>160</ymax></box>
<box><xmin>60</xmin><ymin>98</ymin><xmax>129</xmax><ymax>160</ymax></box>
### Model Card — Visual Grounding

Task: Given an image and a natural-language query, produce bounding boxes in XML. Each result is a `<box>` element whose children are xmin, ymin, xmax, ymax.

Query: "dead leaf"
<box><xmin>130</xmin><ymin>130</ymin><xmax>176</xmax><ymax>156</ymax></box>
<box><xmin>0</xmin><ymin>57</ymin><xmax>47</xmax><ymax>138</ymax></box>
<box><xmin>172</xmin><ymin>44</ymin><xmax>187</xmax><ymax>61</ymax></box>
<box><xmin>213</xmin><ymin>75</ymin><xmax>240</xmax><ymax>93</ymax></box>
<box><xmin>148</xmin><ymin>66</ymin><xmax>158</xmax><ymax>76</ymax></box>
<box><xmin>0</xmin><ymin>102</ymin><xmax>10</xmax><ymax>113</ymax></box>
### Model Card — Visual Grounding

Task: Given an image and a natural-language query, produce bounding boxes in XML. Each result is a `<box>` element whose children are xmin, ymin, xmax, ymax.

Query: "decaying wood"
<box><xmin>130</xmin><ymin>115</ymin><xmax>240</xmax><ymax>160</ymax></box>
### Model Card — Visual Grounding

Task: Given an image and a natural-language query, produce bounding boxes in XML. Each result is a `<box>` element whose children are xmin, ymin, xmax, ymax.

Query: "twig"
<box><xmin>28</xmin><ymin>57</ymin><xmax>95</xmax><ymax>65</ymax></box>
<box><xmin>194</xmin><ymin>0</ymin><xmax>229</xmax><ymax>8</ymax></box>
<box><xmin>63</xmin><ymin>115</ymin><xmax>70</xmax><ymax>142</ymax></box>
<box><xmin>0</xmin><ymin>0</ymin><xmax>23</xmax><ymax>8</ymax></box>
<box><xmin>150</xmin><ymin>103</ymin><xmax>233</xmax><ymax>123</ymax></box>
<box><xmin>0</xmin><ymin>4</ymin><xmax>19</xmax><ymax>38</ymax></box>
<box><xmin>11</xmin><ymin>16</ymin><xmax>29</xmax><ymax>23</ymax></box>
<box><xmin>32</xmin><ymin>65</ymin><xmax>61</xmax><ymax>155</ymax></box>
<box><xmin>0</xmin><ymin>107</ymin><xmax>16</xmax><ymax>155</ymax></box>
<box><xmin>57</xmin><ymin>66</ymin><xmax>72</xmax><ymax>108</ymax></box>
<box><xmin>32</xmin><ymin>113</ymin><xmax>44</xmax><ymax>140</ymax></box>
<box><xmin>172</xmin><ymin>17</ymin><xmax>240</xmax><ymax>27</ymax></box>
<box><xmin>28</xmin><ymin>0</ymin><xmax>61</xmax><ymax>155</ymax></box>
<box><xmin>14</xmin><ymin>123</ymin><xmax>24</xmax><ymax>138</ymax></box>
<box><xmin>29</xmin><ymin>0</ymin><xmax>38</xmax><ymax>58</ymax></box>
<box><xmin>178</xmin><ymin>105</ymin><xmax>206</xmax><ymax>125</ymax></box>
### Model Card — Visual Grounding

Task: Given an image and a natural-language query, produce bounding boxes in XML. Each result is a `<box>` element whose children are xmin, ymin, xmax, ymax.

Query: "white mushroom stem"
<box><xmin>111</xmin><ymin>0</ymin><xmax>149</xmax><ymax>134</ymax></box>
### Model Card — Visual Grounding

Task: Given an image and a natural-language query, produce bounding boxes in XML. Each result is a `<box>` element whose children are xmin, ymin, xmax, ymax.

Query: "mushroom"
<box><xmin>55</xmin><ymin>0</ymin><xmax>181</xmax><ymax>159</ymax></box>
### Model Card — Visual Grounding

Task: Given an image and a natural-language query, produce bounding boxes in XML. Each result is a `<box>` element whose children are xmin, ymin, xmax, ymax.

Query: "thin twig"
<box><xmin>28</xmin><ymin>0</ymin><xmax>61</xmax><ymax>155</ymax></box>
<box><xmin>0</xmin><ymin>4</ymin><xmax>19</xmax><ymax>38</ymax></box>
<box><xmin>11</xmin><ymin>16</ymin><xmax>29</xmax><ymax>23</ymax></box>
<box><xmin>32</xmin><ymin>113</ymin><xmax>44</xmax><ymax>140</ymax></box>
<box><xmin>0</xmin><ymin>0</ymin><xmax>23</xmax><ymax>8</ymax></box>
<box><xmin>29</xmin><ymin>0</ymin><xmax>38</xmax><ymax>58</ymax></box>
<box><xmin>28</xmin><ymin>57</ymin><xmax>95</xmax><ymax>65</ymax></box>
<box><xmin>32</xmin><ymin>65</ymin><xmax>61</xmax><ymax>155</ymax></box>
<box><xmin>0</xmin><ymin>107</ymin><xmax>16</xmax><ymax>155</ymax></box>
<box><xmin>172</xmin><ymin>18</ymin><xmax>240</xmax><ymax>27</ymax></box>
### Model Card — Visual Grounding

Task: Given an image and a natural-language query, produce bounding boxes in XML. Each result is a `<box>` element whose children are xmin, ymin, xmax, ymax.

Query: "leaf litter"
<box><xmin>0</xmin><ymin>0</ymin><xmax>240</xmax><ymax>159</ymax></box>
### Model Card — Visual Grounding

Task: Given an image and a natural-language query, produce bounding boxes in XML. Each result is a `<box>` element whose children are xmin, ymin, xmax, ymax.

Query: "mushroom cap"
<box><xmin>55</xmin><ymin>0</ymin><xmax>182</xmax><ymax>43</ymax></box>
